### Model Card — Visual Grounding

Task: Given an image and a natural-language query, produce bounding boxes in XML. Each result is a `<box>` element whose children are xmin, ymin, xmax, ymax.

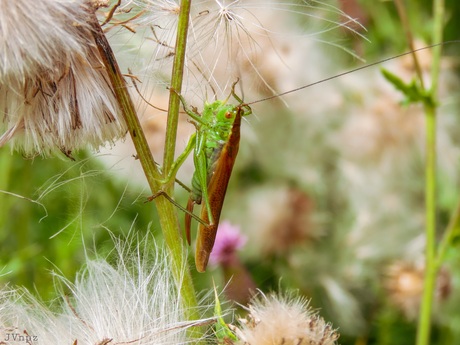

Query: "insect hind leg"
<box><xmin>146</xmin><ymin>191</ymin><xmax>208</xmax><ymax>228</ymax></box>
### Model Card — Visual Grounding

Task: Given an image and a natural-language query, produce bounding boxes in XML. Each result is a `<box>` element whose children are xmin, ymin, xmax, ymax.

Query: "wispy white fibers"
<box><xmin>234</xmin><ymin>291</ymin><xmax>340</xmax><ymax>345</ymax></box>
<box><xmin>0</xmin><ymin>237</ymin><xmax>211</xmax><ymax>344</ymax></box>
<box><xmin>0</xmin><ymin>0</ymin><xmax>127</xmax><ymax>156</ymax></box>
<box><xmin>98</xmin><ymin>0</ymin><xmax>365</xmax><ymax>185</ymax></box>
<box><xmin>119</xmin><ymin>0</ymin><xmax>365</xmax><ymax>101</ymax></box>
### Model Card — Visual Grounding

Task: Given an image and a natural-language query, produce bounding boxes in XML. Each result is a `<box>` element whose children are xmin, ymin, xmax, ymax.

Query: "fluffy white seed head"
<box><xmin>234</xmin><ymin>292</ymin><xmax>339</xmax><ymax>345</ymax></box>
<box><xmin>0</xmin><ymin>0</ymin><xmax>127</xmax><ymax>156</ymax></box>
<box><xmin>0</xmin><ymin>0</ymin><xmax>92</xmax><ymax>83</ymax></box>
<box><xmin>0</xmin><ymin>236</ymin><xmax>211</xmax><ymax>344</ymax></box>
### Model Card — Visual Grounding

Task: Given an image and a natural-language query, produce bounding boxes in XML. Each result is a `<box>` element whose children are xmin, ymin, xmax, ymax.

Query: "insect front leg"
<box><xmin>147</xmin><ymin>133</ymin><xmax>195</xmax><ymax>212</ymax></box>
<box><xmin>169</xmin><ymin>87</ymin><xmax>205</xmax><ymax>124</ymax></box>
<box><xmin>156</xmin><ymin>132</ymin><xmax>196</xmax><ymax>185</ymax></box>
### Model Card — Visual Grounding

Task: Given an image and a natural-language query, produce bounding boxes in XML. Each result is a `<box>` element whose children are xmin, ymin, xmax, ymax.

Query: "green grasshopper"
<box><xmin>165</xmin><ymin>82</ymin><xmax>251</xmax><ymax>272</ymax></box>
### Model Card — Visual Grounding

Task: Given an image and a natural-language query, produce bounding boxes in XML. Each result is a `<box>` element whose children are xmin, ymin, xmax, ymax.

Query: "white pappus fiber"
<box><xmin>0</xmin><ymin>0</ymin><xmax>127</xmax><ymax>156</ymax></box>
<box><xmin>234</xmin><ymin>292</ymin><xmax>339</xmax><ymax>345</ymax></box>
<box><xmin>0</xmin><ymin>237</ymin><xmax>211</xmax><ymax>344</ymax></box>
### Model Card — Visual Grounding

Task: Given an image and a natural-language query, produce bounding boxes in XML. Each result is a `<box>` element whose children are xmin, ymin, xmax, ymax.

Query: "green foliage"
<box><xmin>0</xmin><ymin>150</ymin><xmax>158</xmax><ymax>299</ymax></box>
<box><xmin>213</xmin><ymin>287</ymin><xmax>238</xmax><ymax>343</ymax></box>
<box><xmin>381</xmin><ymin>68</ymin><xmax>434</xmax><ymax>107</ymax></box>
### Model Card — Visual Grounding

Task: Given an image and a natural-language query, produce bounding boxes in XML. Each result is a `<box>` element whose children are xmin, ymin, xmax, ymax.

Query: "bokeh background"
<box><xmin>1</xmin><ymin>0</ymin><xmax>460</xmax><ymax>344</ymax></box>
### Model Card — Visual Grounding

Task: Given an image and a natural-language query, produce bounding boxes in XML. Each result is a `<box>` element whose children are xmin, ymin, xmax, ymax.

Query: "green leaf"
<box><xmin>214</xmin><ymin>284</ymin><xmax>238</xmax><ymax>343</ymax></box>
<box><xmin>380</xmin><ymin>68</ymin><xmax>434</xmax><ymax>107</ymax></box>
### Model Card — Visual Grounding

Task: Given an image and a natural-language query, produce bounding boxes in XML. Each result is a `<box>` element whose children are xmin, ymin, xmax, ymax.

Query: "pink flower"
<box><xmin>209</xmin><ymin>221</ymin><xmax>247</xmax><ymax>267</ymax></box>
<box><xmin>209</xmin><ymin>221</ymin><xmax>256</xmax><ymax>304</ymax></box>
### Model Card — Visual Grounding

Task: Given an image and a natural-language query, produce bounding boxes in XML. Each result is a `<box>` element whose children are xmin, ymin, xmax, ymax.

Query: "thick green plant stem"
<box><xmin>416</xmin><ymin>0</ymin><xmax>444</xmax><ymax>344</ymax></box>
<box><xmin>163</xmin><ymin>0</ymin><xmax>192</xmax><ymax>170</ymax></box>
<box><xmin>156</xmin><ymin>0</ymin><xmax>207</xmax><ymax>336</ymax></box>
<box><xmin>88</xmin><ymin>7</ymin><xmax>200</xmax><ymax>325</ymax></box>
<box><xmin>416</xmin><ymin>105</ymin><xmax>437</xmax><ymax>345</ymax></box>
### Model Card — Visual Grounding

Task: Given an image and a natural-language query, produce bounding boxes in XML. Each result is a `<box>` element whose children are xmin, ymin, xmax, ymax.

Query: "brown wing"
<box><xmin>195</xmin><ymin>108</ymin><xmax>242</xmax><ymax>272</ymax></box>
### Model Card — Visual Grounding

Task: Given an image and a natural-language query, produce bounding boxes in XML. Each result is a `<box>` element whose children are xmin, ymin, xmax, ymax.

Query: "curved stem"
<box><xmin>436</xmin><ymin>199</ymin><xmax>460</xmax><ymax>267</ymax></box>
<box><xmin>393</xmin><ymin>0</ymin><xmax>425</xmax><ymax>88</ymax></box>
<box><xmin>88</xmin><ymin>3</ymin><xmax>200</xmax><ymax>328</ymax></box>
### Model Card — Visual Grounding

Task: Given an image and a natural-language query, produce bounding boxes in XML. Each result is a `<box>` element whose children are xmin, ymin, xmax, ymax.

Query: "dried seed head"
<box><xmin>244</xmin><ymin>186</ymin><xmax>318</xmax><ymax>257</ymax></box>
<box><xmin>0</xmin><ymin>0</ymin><xmax>126</xmax><ymax>156</ymax></box>
<box><xmin>0</xmin><ymin>236</ymin><xmax>212</xmax><ymax>344</ymax></box>
<box><xmin>384</xmin><ymin>261</ymin><xmax>452</xmax><ymax>320</ymax></box>
<box><xmin>234</xmin><ymin>292</ymin><xmax>339</xmax><ymax>345</ymax></box>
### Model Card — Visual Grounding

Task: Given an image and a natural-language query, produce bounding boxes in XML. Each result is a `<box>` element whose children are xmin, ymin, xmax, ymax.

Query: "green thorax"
<box><xmin>190</xmin><ymin>100</ymin><xmax>240</xmax><ymax>202</ymax></box>
<box><xmin>201</xmin><ymin>100</ymin><xmax>239</xmax><ymax>146</ymax></box>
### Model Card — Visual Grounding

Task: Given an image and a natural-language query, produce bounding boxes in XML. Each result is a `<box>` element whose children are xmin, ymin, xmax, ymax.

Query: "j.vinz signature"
<box><xmin>0</xmin><ymin>328</ymin><xmax>38</xmax><ymax>344</ymax></box>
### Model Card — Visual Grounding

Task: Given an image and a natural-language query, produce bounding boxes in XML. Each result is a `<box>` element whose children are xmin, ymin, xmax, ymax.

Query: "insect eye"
<box><xmin>225</xmin><ymin>111</ymin><xmax>232</xmax><ymax>119</ymax></box>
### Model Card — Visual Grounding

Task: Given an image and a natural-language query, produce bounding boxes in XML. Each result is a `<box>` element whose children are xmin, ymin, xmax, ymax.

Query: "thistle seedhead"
<box><xmin>384</xmin><ymin>261</ymin><xmax>451</xmax><ymax>320</ymax></box>
<box><xmin>0</xmin><ymin>236</ymin><xmax>211</xmax><ymax>344</ymax></box>
<box><xmin>233</xmin><ymin>292</ymin><xmax>339</xmax><ymax>345</ymax></box>
<box><xmin>0</xmin><ymin>0</ymin><xmax>127</xmax><ymax>156</ymax></box>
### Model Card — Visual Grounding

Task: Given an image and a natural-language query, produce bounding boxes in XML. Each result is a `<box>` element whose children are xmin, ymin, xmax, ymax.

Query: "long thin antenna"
<box><xmin>247</xmin><ymin>40</ymin><xmax>460</xmax><ymax>106</ymax></box>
